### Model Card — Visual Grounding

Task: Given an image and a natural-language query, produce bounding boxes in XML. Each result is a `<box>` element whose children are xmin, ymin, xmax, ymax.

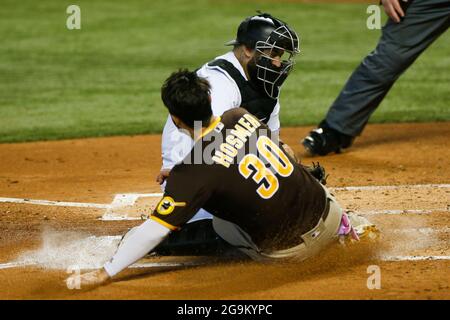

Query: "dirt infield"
<box><xmin>0</xmin><ymin>122</ymin><xmax>449</xmax><ymax>299</ymax></box>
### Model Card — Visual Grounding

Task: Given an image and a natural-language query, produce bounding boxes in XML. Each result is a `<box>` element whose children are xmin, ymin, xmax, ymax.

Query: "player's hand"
<box><xmin>65</xmin><ymin>268</ymin><xmax>110</xmax><ymax>288</ymax></box>
<box><xmin>156</xmin><ymin>169</ymin><xmax>171</xmax><ymax>185</ymax></box>
<box><xmin>381</xmin><ymin>0</ymin><xmax>405</xmax><ymax>23</ymax></box>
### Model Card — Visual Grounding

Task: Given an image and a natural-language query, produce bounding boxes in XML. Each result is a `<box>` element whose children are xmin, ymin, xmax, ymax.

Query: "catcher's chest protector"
<box><xmin>207</xmin><ymin>59</ymin><xmax>277</xmax><ymax>123</ymax></box>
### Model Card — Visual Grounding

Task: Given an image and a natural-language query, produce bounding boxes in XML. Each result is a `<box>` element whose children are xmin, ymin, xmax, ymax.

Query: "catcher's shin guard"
<box><xmin>150</xmin><ymin>219</ymin><xmax>243</xmax><ymax>257</ymax></box>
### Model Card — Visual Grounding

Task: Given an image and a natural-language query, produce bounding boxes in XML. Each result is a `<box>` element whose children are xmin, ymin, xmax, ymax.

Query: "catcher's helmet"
<box><xmin>226</xmin><ymin>13</ymin><xmax>300</xmax><ymax>99</ymax></box>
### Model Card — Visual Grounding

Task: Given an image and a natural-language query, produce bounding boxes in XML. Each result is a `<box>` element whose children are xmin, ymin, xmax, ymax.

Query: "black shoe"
<box><xmin>302</xmin><ymin>122</ymin><xmax>354</xmax><ymax>156</ymax></box>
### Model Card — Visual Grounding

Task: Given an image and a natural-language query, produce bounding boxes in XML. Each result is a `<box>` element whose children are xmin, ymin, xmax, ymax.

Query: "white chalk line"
<box><xmin>100</xmin><ymin>216</ymin><xmax>143</xmax><ymax>221</ymax></box>
<box><xmin>355</xmin><ymin>208</ymin><xmax>450</xmax><ymax>216</ymax></box>
<box><xmin>1</xmin><ymin>184</ymin><xmax>448</xmax><ymax>270</ymax></box>
<box><xmin>0</xmin><ymin>193</ymin><xmax>163</xmax><ymax>209</ymax></box>
<box><xmin>382</xmin><ymin>256</ymin><xmax>450</xmax><ymax>262</ymax></box>
<box><xmin>0</xmin><ymin>260</ymin><xmax>201</xmax><ymax>271</ymax></box>
<box><xmin>0</xmin><ymin>225</ymin><xmax>448</xmax><ymax>271</ymax></box>
<box><xmin>0</xmin><ymin>261</ymin><xmax>38</xmax><ymax>270</ymax></box>
<box><xmin>1</xmin><ymin>255</ymin><xmax>449</xmax><ymax>270</ymax></box>
<box><xmin>0</xmin><ymin>197</ymin><xmax>110</xmax><ymax>209</ymax></box>
<box><xmin>1</xmin><ymin>195</ymin><xmax>447</xmax><ymax>220</ymax></box>
<box><xmin>0</xmin><ymin>183</ymin><xmax>448</xmax><ymax>214</ymax></box>
<box><xmin>102</xmin><ymin>208</ymin><xmax>450</xmax><ymax>221</ymax></box>
<box><xmin>0</xmin><ymin>183</ymin><xmax>448</xmax><ymax>211</ymax></box>
<box><xmin>0</xmin><ymin>184</ymin><xmax>449</xmax><ymax>220</ymax></box>
<box><xmin>332</xmin><ymin>183</ymin><xmax>450</xmax><ymax>191</ymax></box>
<box><xmin>391</xmin><ymin>227</ymin><xmax>450</xmax><ymax>234</ymax></box>
<box><xmin>107</xmin><ymin>193</ymin><xmax>163</xmax><ymax>208</ymax></box>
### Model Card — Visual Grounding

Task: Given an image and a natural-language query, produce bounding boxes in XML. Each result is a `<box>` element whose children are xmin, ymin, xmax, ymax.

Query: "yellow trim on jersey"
<box><xmin>150</xmin><ymin>215</ymin><xmax>180</xmax><ymax>231</ymax></box>
<box><xmin>196</xmin><ymin>116</ymin><xmax>222</xmax><ymax>141</ymax></box>
<box><xmin>156</xmin><ymin>196</ymin><xmax>187</xmax><ymax>215</ymax></box>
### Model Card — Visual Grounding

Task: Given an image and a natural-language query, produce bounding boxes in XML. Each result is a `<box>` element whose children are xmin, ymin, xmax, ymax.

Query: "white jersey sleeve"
<box><xmin>161</xmin><ymin>115</ymin><xmax>194</xmax><ymax>170</ymax></box>
<box><xmin>160</xmin><ymin>67</ymin><xmax>241</xmax><ymax>170</ymax></box>
<box><xmin>198</xmin><ymin>65</ymin><xmax>241</xmax><ymax>116</ymax></box>
<box><xmin>266</xmin><ymin>100</ymin><xmax>281</xmax><ymax>134</ymax></box>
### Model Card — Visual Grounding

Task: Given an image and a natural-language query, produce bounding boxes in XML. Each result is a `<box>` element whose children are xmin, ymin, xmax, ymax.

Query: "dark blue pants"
<box><xmin>325</xmin><ymin>0</ymin><xmax>450</xmax><ymax>136</ymax></box>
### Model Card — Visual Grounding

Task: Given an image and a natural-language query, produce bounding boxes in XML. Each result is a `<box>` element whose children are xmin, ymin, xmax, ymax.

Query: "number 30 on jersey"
<box><xmin>238</xmin><ymin>136</ymin><xmax>293</xmax><ymax>199</ymax></box>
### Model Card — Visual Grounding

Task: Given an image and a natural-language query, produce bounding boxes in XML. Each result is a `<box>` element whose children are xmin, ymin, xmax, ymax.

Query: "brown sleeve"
<box><xmin>151</xmin><ymin>164</ymin><xmax>211</xmax><ymax>229</ymax></box>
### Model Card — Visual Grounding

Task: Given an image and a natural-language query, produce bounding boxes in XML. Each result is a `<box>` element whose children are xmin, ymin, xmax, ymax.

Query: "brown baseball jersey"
<box><xmin>152</xmin><ymin>108</ymin><xmax>327</xmax><ymax>251</ymax></box>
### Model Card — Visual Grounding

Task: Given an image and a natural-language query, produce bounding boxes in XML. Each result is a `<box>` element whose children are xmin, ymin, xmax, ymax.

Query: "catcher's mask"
<box><xmin>226</xmin><ymin>13</ymin><xmax>300</xmax><ymax>99</ymax></box>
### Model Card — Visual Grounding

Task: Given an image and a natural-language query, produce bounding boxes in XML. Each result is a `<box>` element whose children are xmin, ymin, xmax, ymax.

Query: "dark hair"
<box><xmin>161</xmin><ymin>69</ymin><xmax>212</xmax><ymax>128</ymax></box>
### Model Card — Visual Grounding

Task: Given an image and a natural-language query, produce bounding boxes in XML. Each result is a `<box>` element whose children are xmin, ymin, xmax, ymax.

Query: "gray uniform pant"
<box><xmin>212</xmin><ymin>185</ymin><xmax>343</xmax><ymax>262</ymax></box>
<box><xmin>326</xmin><ymin>0</ymin><xmax>450</xmax><ymax>136</ymax></box>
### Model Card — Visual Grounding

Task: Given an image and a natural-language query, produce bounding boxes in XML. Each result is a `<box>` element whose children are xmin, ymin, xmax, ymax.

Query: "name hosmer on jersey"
<box><xmin>180</xmin><ymin>113</ymin><xmax>280</xmax><ymax>167</ymax></box>
<box><xmin>212</xmin><ymin>113</ymin><xmax>262</xmax><ymax>168</ymax></box>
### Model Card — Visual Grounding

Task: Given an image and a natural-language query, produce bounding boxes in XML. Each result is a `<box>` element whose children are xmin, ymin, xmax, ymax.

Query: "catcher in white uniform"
<box><xmin>157</xmin><ymin>12</ymin><xmax>300</xmax><ymax>225</ymax></box>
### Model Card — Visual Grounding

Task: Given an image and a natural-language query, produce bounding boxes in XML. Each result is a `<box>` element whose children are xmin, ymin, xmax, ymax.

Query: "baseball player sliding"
<box><xmin>68</xmin><ymin>70</ymin><xmax>377</xmax><ymax>286</ymax></box>
<box><xmin>157</xmin><ymin>13</ymin><xmax>299</xmax><ymax>227</ymax></box>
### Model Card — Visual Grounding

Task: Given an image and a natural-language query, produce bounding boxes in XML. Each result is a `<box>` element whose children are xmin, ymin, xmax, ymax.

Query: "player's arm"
<box><xmin>158</xmin><ymin>116</ymin><xmax>194</xmax><ymax>185</ymax></box>
<box><xmin>64</xmin><ymin>216</ymin><xmax>172</xmax><ymax>287</ymax></box>
<box><xmin>157</xmin><ymin>70</ymin><xmax>238</xmax><ymax>185</ymax></box>
<box><xmin>67</xmin><ymin>166</ymin><xmax>210</xmax><ymax>286</ymax></box>
<box><xmin>266</xmin><ymin>101</ymin><xmax>281</xmax><ymax>134</ymax></box>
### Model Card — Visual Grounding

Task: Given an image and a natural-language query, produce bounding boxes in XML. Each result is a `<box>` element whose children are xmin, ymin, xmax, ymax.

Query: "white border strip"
<box><xmin>102</xmin><ymin>207</ymin><xmax>450</xmax><ymax>221</ymax></box>
<box><xmin>0</xmin><ymin>260</ymin><xmax>199</xmax><ymax>270</ymax></box>
<box><xmin>0</xmin><ymin>197</ymin><xmax>110</xmax><ymax>209</ymax></box>
<box><xmin>101</xmin><ymin>193</ymin><xmax>164</xmax><ymax>221</ymax></box>
<box><xmin>1</xmin><ymin>184</ymin><xmax>449</xmax><ymax>211</ymax></box>
<box><xmin>100</xmin><ymin>216</ymin><xmax>142</xmax><ymax>221</ymax></box>
<box><xmin>382</xmin><ymin>255</ymin><xmax>450</xmax><ymax>261</ymax></box>
<box><xmin>0</xmin><ymin>261</ymin><xmax>37</xmax><ymax>270</ymax></box>
<box><xmin>356</xmin><ymin>209</ymin><xmax>450</xmax><ymax>215</ymax></box>
<box><xmin>331</xmin><ymin>184</ymin><xmax>450</xmax><ymax>191</ymax></box>
<box><xmin>2</xmin><ymin>255</ymin><xmax>450</xmax><ymax>270</ymax></box>
<box><xmin>108</xmin><ymin>193</ymin><xmax>163</xmax><ymax>208</ymax></box>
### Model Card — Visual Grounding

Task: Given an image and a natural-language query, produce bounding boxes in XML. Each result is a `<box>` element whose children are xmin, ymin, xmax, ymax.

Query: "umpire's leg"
<box><xmin>325</xmin><ymin>0</ymin><xmax>450</xmax><ymax>137</ymax></box>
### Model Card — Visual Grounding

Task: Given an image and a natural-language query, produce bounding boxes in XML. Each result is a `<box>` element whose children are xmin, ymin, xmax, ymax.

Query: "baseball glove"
<box><xmin>304</xmin><ymin>162</ymin><xmax>328</xmax><ymax>185</ymax></box>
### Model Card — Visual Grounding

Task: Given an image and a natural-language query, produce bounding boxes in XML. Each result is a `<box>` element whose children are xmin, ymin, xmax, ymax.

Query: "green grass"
<box><xmin>1</xmin><ymin>0</ymin><xmax>449</xmax><ymax>143</ymax></box>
